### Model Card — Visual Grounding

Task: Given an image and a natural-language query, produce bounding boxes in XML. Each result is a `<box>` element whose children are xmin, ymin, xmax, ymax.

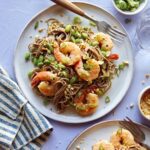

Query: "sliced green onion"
<box><xmin>34</xmin><ymin>21</ymin><xmax>39</xmax><ymax>30</ymax></box>
<box><xmin>70</xmin><ymin>36</ymin><xmax>76</xmax><ymax>43</ymax></box>
<box><xmin>91</xmin><ymin>41</ymin><xmax>99</xmax><ymax>46</ymax></box>
<box><xmin>43</xmin><ymin>99</ymin><xmax>49</xmax><ymax>106</ymax></box>
<box><xmin>105</xmin><ymin>96</ymin><xmax>110</xmax><ymax>103</ymax></box>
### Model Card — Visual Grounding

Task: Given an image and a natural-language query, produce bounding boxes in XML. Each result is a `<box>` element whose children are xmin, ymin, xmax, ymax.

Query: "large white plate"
<box><xmin>14</xmin><ymin>2</ymin><xmax>133</xmax><ymax>123</ymax></box>
<box><xmin>67</xmin><ymin>120</ymin><xmax>150</xmax><ymax>150</ymax></box>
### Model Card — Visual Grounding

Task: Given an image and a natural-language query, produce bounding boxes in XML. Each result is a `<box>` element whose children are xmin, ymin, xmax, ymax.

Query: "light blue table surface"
<box><xmin>0</xmin><ymin>0</ymin><xmax>150</xmax><ymax>149</ymax></box>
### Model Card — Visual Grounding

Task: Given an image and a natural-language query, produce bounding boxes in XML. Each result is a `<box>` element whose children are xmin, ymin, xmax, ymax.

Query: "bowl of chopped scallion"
<box><xmin>112</xmin><ymin>0</ymin><xmax>148</xmax><ymax>15</ymax></box>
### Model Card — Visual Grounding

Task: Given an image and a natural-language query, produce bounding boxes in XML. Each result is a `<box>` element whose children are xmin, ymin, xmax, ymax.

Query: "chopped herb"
<box><xmin>105</xmin><ymin>96</ymin><xmax>110</xmax><ymax>103</ymax></box>
<box><xmin>34</xmin><ymin>21</ymin><xmax>39</xmax><ymax>30</ymax></box>
<box><xmin>73</xmin><ymin>16</ymin><xmax>82</xmax><ymax>24</ymax></box>
<box><xmin>89</xmin><ymin>21</ymin><xmax>96</xmax><ymax>27</ymax></box>
<box><xmin>38</xmin><ymin>28</ymin><xmax>44</xmax><ymax>33</ymax></box>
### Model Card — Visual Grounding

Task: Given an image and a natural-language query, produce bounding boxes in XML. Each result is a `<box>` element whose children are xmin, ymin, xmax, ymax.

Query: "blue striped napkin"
<box><xmin>0</xmin><ymin>67</ymin><xmax>53</xmax><ymax>150</ymax></box>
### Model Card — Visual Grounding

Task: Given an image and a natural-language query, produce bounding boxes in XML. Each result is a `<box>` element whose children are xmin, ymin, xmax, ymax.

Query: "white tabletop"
<box><xmin>0</xmin><ymin>0</ymin><xmax>150</xmax><ymax>149</ymax></box>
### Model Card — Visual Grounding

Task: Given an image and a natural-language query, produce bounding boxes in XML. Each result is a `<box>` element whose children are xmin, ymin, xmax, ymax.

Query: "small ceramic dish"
<box><xmin>112</xmin><ymin>0</ymin><xmax>148</xmax><ymax>15</ymax></box>
<box><xmin>138</xmin><ymin>86</ymin><xmax>150</xmax><ymax>120</ymax></box>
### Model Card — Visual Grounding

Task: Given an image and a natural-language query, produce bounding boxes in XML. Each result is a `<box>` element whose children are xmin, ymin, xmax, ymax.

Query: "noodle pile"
<box><xmin>25</xmin><ymin>18</ymin><xmax>122</xmax><ymax>113</ymax></box>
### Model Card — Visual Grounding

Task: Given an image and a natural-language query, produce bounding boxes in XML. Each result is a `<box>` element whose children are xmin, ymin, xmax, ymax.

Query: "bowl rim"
<box><xmin>112</xmin><ymin>0</ymin><xmax>148</xmax><ymax>15</ymax></box>
<box><xmin>138</xmin><ymin>86</ymin><xmax>150</xmax><ymax>120</ymax></box>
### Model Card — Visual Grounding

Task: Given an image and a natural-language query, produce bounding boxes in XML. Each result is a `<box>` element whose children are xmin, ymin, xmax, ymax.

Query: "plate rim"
<box><xmin>67</xmin><ymin>119</ymin><xmax>150</xmax><ymax>149</ymax></box>
<box><xmin>14</xmin><ymin>2</ymin><xmax>134</xmax><ymax>123</ymax></box>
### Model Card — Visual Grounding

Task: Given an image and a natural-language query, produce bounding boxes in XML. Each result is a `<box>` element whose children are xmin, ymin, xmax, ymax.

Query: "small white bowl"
<box><xmin>112</xmin><ymin>0</ymin><xmax>148</xmax><ymax>15</ymax></box>
<box><xmin>138</xmin><ymin>86</ymin><xmax>150</xmax><ymax>120</ymax></box>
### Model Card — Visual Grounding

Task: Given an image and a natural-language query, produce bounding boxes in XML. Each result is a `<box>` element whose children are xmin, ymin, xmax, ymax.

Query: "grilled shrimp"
<box><xmin>95</xmin><ymin>32</ymin><xmax>113</xmax><ymax>51</ymax></box>
<box><xmin>93</xmin><ymin>140</ymin><xmax>115</xmax><ymax>150</ymax></box>
<box><xmin>74</xmin><ymin>92</ymin><xmax>99</xmax><ymax>116</ymax></box>
<box><xmin>75</xmin><ymin>59</ymin><xmax>100</xmax><ymax>82</ymax></box>
<box><xmin>54</xmin><ymin>41</ymin><xmax>81</xmax><ymax>66</ymax></box>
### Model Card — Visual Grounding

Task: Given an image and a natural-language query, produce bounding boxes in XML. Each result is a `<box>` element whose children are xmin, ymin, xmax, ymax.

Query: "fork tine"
<box><xmin>126</xmin><ymin>117</ymin><xmax>145</xmax><ymax>139</ymax></box>
<box><xmin>110</xmin><ymin>26</ymin><xmax>126</xmax><ymax>37</ymax></box>
<box><xmin>110</xmin><ymin>36</ymin><xmax>122</xmax><ymax>43</ymax></box>
<box><xmin>107</xmin><ymin>31</ymin><xmax>123</xmax><ymax>42</ymax></box>
<box><xmin>108</xmin><ymin>27</ymin><xmax>125</xmax><ymax>39</ymax></box>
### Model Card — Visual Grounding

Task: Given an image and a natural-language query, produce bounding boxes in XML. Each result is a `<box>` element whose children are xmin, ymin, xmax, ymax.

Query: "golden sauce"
<box><xmin>140</xmin><ymin>89</ymin><xmax>150</xmax><ymax>119</ymax></box>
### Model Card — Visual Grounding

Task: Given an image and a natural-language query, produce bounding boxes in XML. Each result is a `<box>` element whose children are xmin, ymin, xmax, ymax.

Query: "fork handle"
<box><xmin>51</xmin><ymin>0</ymin><xmax>96</xmax><ymax>22</ymax></box>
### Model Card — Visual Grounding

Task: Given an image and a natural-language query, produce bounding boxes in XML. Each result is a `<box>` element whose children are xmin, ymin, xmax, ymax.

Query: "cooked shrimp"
<box><xmin>38</xmin><ymin>81</ymin><xmax>56</xmax><ymax>97</ymax></box>
<box><xmin>31</xmin><ymin>71</ymin><xmax>59</xmax><ymax>88</ymax></box>
<box><xmin>92</xmin><ymin>140</ymin><xmax>115</xmax><ymax>150</ymax></box>
<box><xmin>110</xmin><ymin>128</ymin><xmax>136</xmax><ymax>149</ymax></box>
<box><xmin>54</xmin><ymin>42</ymin><xmax>81</xmax><ymax>66</ymax></box>
<box><xmin>75</xmin><ymin>59</ymin><xmax>100</xmax><ymax>81</ymax></box>
<box><xmin>74</xmin><ymin>92</ymin><xmax>99</xmax><ymax>116</ymax></box>
<box><xmin>95</xmin><ymin>32</ymin><xmax>113</xmax><ymax>51</ymax></box>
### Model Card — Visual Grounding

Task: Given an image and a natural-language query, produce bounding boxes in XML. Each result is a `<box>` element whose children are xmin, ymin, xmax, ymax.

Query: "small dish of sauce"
<box><xmin>138</xmin><ymin>87</ymin><xmax>150</xmax><ymax>120</ymax></box>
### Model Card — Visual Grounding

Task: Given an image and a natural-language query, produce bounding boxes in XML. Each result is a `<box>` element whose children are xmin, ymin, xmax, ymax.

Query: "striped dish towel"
<box><xmin>0</xmin><ymin>67</ymin><xmax>53</xmax><ymax>150</ymax></box>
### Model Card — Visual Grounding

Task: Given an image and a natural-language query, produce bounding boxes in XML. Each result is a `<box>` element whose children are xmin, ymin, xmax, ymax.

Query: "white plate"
<box><xmin>14</xmin><ymin>2</ymin><xmax>133</xmax><ymax>123</ymax></box>
<box><xmin>67</xmin><ymin>120</ymin><xmax>150</xmax><ymax>150</ymax></box>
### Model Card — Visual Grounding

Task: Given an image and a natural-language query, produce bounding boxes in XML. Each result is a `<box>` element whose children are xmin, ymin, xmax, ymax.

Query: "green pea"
<box><xmin>70</xmin><ymin>29</ymin><xmax>76</xmax><ymax>36</ymax></box>
<box><xmin>38</xmin><ymin>55</ymin><xmax>44</xmax><ymax>62</ymax></box>
<box><xmin>28</xmin><ymin>71</ymin><xmax>33</xmax><ymax>79</ymax></box>
<box><xmin>73</xmin><ymin>16</ymin><xmax>82</xmax><ymax>24</ymax></box>
<box><xmin>70</xmin><ymin>36</ymin><xmax>76</xmax><ymax>43</ymax></box>
<box><xmin>74</xmin><ymin>31</ymin><xmax>81</xmax><ymax>38</ymax></box>
<box><xmin>91</xmin><ymin>41</ymin><xmax>99</xmax><ymax>46</ymax></box>
<box><xmin>81</xmin><ymin>33</ymin><xmax>88</xmax><ymax>39</ymax></box>
<box><xmin>48</xmin><ymin>56</ymin><xmax>55</xmax><ymax>62</ymax></box>
<box><xmin>37</xmin><ymin>62</ymin><xmax>43</xmax><ymax>67</ymax></box>
<box><xmin>33</xmin><ymin>58</ymin><xmax>38</xmax><ymax>66</ymax></box>
<box><xmin>61</xmin><ymin>71</ymin><xmax>69</xmax><ymax>78</ymax></box>
<box><xmin>70</xmin><ymin>76</ymin><xmax>77</xmax><ymax>84</ymax></box>
<box><xmin>25</xmin><ymin>52</ymin><xmax>30</xmax><ymax>61</ymax></box>
<box><xmin>44</xmin><ymin>59</ymin><xmax>51</xmax><ymax>65</ymax></box>
<box><xmin>75</xmin><ymin>39</ymin><xmax>82</xmax><ymax>43</ymax></box>
<box><xmin>58</xmin><ymin>63</ymin><xmax>66</xmax><ymax>69</ymax></box>
<box><xmin>65</xmin><ymin>24</ymin><xmax>72</xmax><ymax>33</ymax></box>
